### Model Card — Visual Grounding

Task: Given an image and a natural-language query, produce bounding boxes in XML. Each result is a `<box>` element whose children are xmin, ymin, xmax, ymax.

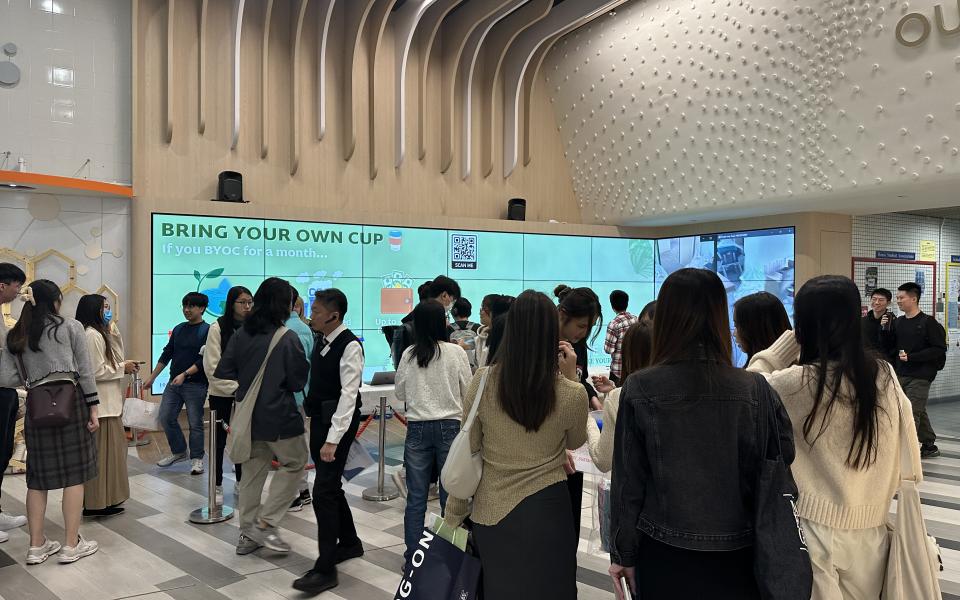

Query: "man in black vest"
<box><xmin>293</xmin><ymin>289</ymin><xmax>365</xmax><ymax>595</ymax></box>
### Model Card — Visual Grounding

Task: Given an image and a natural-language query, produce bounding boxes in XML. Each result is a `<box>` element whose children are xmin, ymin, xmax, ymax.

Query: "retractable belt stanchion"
<box><xmin>189</xmin><ymin>409</ymin><xmax>235</xmax><ymax>524</ymax></box>
<box><xmin>127</xmin><ymin>363</ymin><xmax>150</xmax><ymax>448</ymax></box>
<box><xmin>362</xmin><ymin>395</ymin><xmax>399</xmax><ymax>502</ymax></box>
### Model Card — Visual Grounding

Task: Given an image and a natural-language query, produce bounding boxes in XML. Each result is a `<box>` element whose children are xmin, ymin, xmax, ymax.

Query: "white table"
<box><xmin>359</xmin><ymin>383</ymin><xmax>400</xmax><ymax>416</ymax></box>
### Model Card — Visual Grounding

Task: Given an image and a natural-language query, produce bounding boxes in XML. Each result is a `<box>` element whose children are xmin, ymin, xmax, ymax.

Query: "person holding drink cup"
<box><xmin>879</xmin><ymin>282</ymin><xmax>947</xmax><ymax>458</ymax></box>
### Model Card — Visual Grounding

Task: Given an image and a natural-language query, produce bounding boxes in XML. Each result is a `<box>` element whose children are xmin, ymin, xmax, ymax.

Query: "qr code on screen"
<box><xmin>451</xmin><ymin>234</ymin><xmax>478</xmax><ymax>270</ymax></box>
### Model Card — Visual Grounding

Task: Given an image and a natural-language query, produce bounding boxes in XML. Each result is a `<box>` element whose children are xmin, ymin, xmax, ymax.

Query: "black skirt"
<box><xmin>24</xmin><ymin>388</ymin><xmax>98</xmax><ymax>491</ymax></box>
<box><xmin>634</xmin><ymin>535</ymin><xmax>761</xmax><ymax>599</ymax></box>
<box><xmin>473</xmin><ymin>482</ymin><xmax>577</xmax><ymax>600</ymax></box>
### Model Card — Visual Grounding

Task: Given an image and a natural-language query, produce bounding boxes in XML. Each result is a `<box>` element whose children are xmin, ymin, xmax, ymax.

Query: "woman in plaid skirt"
<box><xmin>2</xmin><ymin>280</ymin><xmax>100</xmax><ymax>565</ymax></box>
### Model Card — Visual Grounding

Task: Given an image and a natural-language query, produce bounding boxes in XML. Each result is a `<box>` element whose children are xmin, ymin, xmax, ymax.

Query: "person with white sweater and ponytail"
<box><xmin>747</xmin><ymin>275</ymin><xmax>923</xmax><ymax>600</ymax></box>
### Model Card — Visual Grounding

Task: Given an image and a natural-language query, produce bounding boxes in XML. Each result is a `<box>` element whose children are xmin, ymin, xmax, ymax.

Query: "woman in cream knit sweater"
<box><xmin>748</xmin><ymin>275</ymin><xmax>922</xmax><ymax>599</ymax></box>
<box><xmin>587</xmin><ymin>320</ymin><xmax>652</xmax><ymax>473</ymax></box>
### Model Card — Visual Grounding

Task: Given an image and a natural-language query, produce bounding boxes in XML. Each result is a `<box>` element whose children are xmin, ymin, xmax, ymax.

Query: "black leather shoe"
<box><xmin>335</xmin><ymin>541</ymin><xmax>364</xmax><ymax>564</ymax></box>
<box><xmin>83</xmin><ymin>506</ymin><xmax>124</xmax><ymax>518</ymax></box>
<box><xmin>292</xmin><ymin>570</ymin><xmax>338</xmax><ymax>595</ymax></box>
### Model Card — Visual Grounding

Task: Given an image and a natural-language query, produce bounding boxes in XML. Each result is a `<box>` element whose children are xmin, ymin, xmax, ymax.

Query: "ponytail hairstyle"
<box><xmin>7</xmin><ymin>279</ymin><xmax>64</xmax><ymax>354</ymax></box>
<box><xmin>554</xmin><ymin>284</ymin><xmax>603</xmax><ymax>345</ymax></box>
<box><xmin>75</xmin><ymin>294</ymin><xmax>120</xmax><ymax>366</ymax></box>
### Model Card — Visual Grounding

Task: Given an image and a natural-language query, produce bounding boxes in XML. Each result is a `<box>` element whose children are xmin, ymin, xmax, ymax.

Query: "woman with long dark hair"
<box><xmin>75</xmin><ymin>294</ymin><xmax>138</xmax><ymax>517</ymax></box>
<box><xmin>733</xmin><ymin>291</ymin><xmax>792</xmax><ymax>365</ymax></box>
<box><xmin>2</xmin><ymin>280</ymin><xmax>101</xmax><ymax>564</ymax></box>
<box><xmin>609</xmin><ymin>269</ymin><xmax>792</xmax><ymax>599</ymax></box>
<box><xmin>587</xmin><ymin>320</ymin><xmax>653</xmax><ymax>473</ymax></box>
<box><xmin>203</xmin><ymin>285</ymin><xmax>252</xmax><ymax>502</ymax></box>
<box><xmin>395</xmin><ymin>300</ymin><xmax>471</xmax><ymax>565</ymax></box>
<box><xmin>554</xmin><ymin>284</ymin><xmax>602</xmax><ymax>533</ymax></box>
<box><xmin>444</xmin><ymin>290</ymin><xmax>587</xmax><ymax>600</ymax></box>
<box><xmin>747</xmin><ymin>276</ymin><xmax>921</xmax><ymax>599</ymax></box>
<box><xmin>214</xmin><ymin>278</ymin><xmax>309</xmax><ymax>555</ymax></box>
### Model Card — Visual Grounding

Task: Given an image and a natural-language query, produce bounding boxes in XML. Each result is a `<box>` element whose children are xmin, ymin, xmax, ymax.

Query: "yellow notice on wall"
<box><xmin>920</xmin><ymin>240</ymin><xmax>937</xmax><ymax>262</ymax></box>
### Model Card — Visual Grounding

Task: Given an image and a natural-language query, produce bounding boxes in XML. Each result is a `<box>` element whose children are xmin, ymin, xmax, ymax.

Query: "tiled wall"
<box><xmin>853</xmin><ymin>213</ymin><xmax>960</xmax><ymax>402</ymax></box>
<box><xmin>0</xmin><ymin>190</ymin><xmax>131</xmax><ymax>346</ymax></box>
<box><xmin>0</xmin><ymin>0</ymin><xmax>131</xmax><ymax>183</ymax></box>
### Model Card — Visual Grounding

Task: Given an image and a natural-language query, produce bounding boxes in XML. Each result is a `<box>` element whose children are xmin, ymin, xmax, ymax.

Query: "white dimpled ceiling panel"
<box><xmin>544</xmin><ymin>0</ymin><xmax>960</xmax><ymax>225</ymax></box>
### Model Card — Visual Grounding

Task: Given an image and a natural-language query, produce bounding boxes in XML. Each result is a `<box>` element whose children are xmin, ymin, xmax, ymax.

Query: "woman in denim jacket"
<box><xmin>608</xmin><ymin>268</ymin><xmax>794</xmax><ymax>600</ymax></box>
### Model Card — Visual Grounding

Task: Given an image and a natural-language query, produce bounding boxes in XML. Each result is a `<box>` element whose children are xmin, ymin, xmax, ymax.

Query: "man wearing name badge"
<box><xmin>0</xmin><ymin>263</ymin><xmax>29</xmax><ymax>543</ymax></box>
<box><xmin>293</xmin><ymin>289</ymin><xmax>365</xmax><ymax>595</ymax></box>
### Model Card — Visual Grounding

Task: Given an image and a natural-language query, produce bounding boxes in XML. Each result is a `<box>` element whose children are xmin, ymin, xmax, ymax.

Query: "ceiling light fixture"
<box><xmin>1</xmin><ymin>183</ymin><xmax>35</xmax><ymax>190</ymax></box>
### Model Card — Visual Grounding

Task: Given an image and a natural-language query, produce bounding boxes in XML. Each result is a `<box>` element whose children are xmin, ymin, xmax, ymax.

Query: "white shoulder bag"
<box><xmin>227</xmin><ymin>327</ymin><xmax>288</xmax><ymax>465</ymax></box>
<box><xmin>441</xmin><ymin>368</ymin><xmax>489</xmax><ymax>499</ymax></box>
<box><xmin>882</xmin><ymin>389</ymin><xmax>943</xmax><ymax>599</ymax></box>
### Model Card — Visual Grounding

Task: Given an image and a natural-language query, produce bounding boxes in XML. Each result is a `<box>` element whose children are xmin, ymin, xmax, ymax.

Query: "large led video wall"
<box><xmin>151</xmin><ymin>214</ymin><xmax>794</xmax><ymax>391</ymax></box>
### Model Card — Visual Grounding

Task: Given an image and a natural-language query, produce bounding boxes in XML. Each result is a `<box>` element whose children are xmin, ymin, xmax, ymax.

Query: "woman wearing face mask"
<box><xmin>554</xmin><ymin>284</ymin><xmax>602</xmax><ymax>534</ymax></box>
<box><xmin>204</xmin><ymin>285</ymin><xmax>253</xmax><ymax>503</ymax></box>
<box><xmin>76</xmin><ymin>295</ymin><xmax>138</xmax><ymax>517</ymax></box>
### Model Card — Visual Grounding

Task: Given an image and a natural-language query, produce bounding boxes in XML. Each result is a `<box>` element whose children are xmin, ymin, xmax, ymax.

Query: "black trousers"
<box><xmin>208</xmin><ymin>395</ymin><xmax>241</xmax><ymax>486</ymax></box>
<box><xmin>567</xmin><ymin>471</ymin><xmax>583</xmax><ymax>535</ymax></box>
<box><xmin>635</xmin><ymin>535</ymin><xmax>760</xmax><ymax>599</ymax></box>
<box><xmin>473</xmin><ymin>482</ymin><xmax>577</xmax><ymax>600</ymax></box>
<box><xmin>310</xmin><ymin>409</ymin><xmax>362</xmax><ymax>574</ymax></box>
<box><xmin>0</xmin><ymin>388</ymin><xmax>17</xmax><ymax>512</ymax></box>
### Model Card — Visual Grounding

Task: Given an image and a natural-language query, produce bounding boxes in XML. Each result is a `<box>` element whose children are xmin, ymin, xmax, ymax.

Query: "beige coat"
<box><xmin>85</xmin><ymin>327</ymin><xmax>126</xmax><ymax>418</ymax></box>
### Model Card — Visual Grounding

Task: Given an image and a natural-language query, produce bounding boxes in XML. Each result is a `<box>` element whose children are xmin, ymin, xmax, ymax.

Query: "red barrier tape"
<box><xmin>356</xmin><ymin>412</ymin><xmax>376</xmax><ymax>437</ymax></box>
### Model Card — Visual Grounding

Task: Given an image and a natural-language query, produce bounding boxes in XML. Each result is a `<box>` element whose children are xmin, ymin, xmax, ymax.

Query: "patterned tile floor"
<box><xmin>2</xmin><ymin>405</ymin><xmax>960</xmax><ymax>599</ymax></box>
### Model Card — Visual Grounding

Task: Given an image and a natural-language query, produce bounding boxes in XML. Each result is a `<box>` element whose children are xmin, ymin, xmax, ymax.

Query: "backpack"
<box><xmin>449</xmin><ymin>321</ymin><xmax>480</xmax><ymax>367</ymax></box>
<box><xmin>930</xmin><ymin>316</ymin><xmax>947</xmax><ymax>372</ymax></box>
<box><xmin>391</xmin><ymin>321</ymin><xmax>416</xmax><ymax>369</ymax></box>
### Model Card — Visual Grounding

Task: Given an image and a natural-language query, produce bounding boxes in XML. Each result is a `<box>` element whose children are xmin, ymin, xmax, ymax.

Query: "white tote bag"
<box><xmin>440</xmin><ymin>368</ymin><xmax>489</xmax><ymax>499</ymax></box>
<box><xmin>227</xmin><ymin>327</ymin><xmax>287</xmax><ymax>465</ymax></box>
<box><xmin>882</xmin><ymin>393</ymin><xmax>943</xmax><ymax>599</ymax></box>
<box><xmin>121</xmin><ymin>396</ymin><xmax>161</xmax><ymax>431</ymax></box>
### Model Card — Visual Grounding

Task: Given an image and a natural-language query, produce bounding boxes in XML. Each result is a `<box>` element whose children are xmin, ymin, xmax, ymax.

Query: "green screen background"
<box><xmin>151</xmin><ymin>214</ymin><xmax>658</xmax><ymax>393</ymax></box>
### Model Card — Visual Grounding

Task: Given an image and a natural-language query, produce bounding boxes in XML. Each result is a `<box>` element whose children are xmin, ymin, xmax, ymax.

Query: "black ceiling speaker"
<box><xmin>216</xmin><ymin>171</ymin><xmax>244</xmax><ymax>202</ymax></box>
<box><xmin>507</xmin><ymin>198</ymin><xmax>526</xmax><ymax>221</ymax></box>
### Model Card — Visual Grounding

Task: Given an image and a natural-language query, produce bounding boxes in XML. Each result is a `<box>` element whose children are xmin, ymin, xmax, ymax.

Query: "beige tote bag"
<box><xmin>227</xmin><ymin>327</ymin><xmax>287</xmax><ymax>465</ymax></box>
<box><xmin>882</xmin><ymin>392</ymin><xmax>943</xmax><ymax>600</ymax></box>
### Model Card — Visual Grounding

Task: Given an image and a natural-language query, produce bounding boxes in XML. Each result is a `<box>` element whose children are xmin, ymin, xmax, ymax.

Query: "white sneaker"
<box><xmin>215</xmin><ymin>486</ymin><xmax>224</xmax><ymax>506</ymax></box>
<box><xmin>0</xmin><ymin>529</ymin><xmax>8</xmax><ymax>543</ymax></box>
<box><xmin>157</xmin><ymin>452</ymin><xmax>187</xmax><ymax>467</ymax></box>
<box><xmin>26</xmin><ymin>539</ymin><xmax>62</xmax><ymax>565</ymax></box>
<box><xmin>191</xmin><ymin>459</ymin><xmax>204</xmax><ymax>475</ymax></box>
<box><xmin>58</xmin><ymin>536</ymin><xmax>99</xmax><ymax>563</ymax></box>
<box><xmin>0</xmin><ymin>512</ymin><xmax>27</xmax><ymax>531</ymax></box>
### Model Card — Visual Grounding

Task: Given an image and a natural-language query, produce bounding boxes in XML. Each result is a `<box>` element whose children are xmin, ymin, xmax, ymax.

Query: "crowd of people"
<box><xmin>0</xmin><ymin>259</ymin><xmax>949</xmax><ymax>599</ymax></box>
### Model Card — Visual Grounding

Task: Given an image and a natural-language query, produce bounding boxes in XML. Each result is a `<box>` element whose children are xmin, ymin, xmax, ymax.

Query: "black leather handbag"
<box><xmin>753</xmin><ymin>386</ymin><xmax>813</xmax><ymax>600</ymax></box>
<box><xmin>16</xmin><ymin>355</ymin><xmax>77</xmax><ymax>428</ymax></box>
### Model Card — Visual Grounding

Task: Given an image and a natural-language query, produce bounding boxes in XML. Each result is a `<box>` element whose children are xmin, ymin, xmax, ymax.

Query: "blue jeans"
<box><xmin>159</xmin><ymin>381</ymin><xmax>208</xmax><ymax>459</ymax></box>
<box><xmin>403</xmin><ymin>419</ymin><xmax>459</xmax><ymax>561</ymax></box>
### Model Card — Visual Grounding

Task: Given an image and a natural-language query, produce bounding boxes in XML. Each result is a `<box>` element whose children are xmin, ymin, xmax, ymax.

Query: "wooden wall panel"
<box><xmin>135</xmin><ymin>0</ymin><xmax>580</xmax><ymax>219</ymax></box>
